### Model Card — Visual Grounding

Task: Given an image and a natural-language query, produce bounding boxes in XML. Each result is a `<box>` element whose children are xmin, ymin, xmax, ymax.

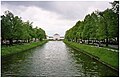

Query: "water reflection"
<box><xmin>2</xmin><ymin>41</ymin><xmax>118</xmax><ymax>77</ymax></box>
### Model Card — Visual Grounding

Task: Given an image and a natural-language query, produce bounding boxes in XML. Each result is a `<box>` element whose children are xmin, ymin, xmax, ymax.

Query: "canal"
<box><xmin>1</xmin><ymin>41</ymin><xmax>118</xmax><ymax>77</ymax></box>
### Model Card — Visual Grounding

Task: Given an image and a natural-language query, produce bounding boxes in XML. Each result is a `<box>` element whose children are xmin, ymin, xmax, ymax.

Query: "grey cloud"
<box><xmin>1</xmin><ymin>1</ymin><xmax>111</xmax><ymax>21</ymax></box>
<box><xmin>1</xmin><ymin>1</ymin><xmax>112</xmax><ymax>36</ymax></box>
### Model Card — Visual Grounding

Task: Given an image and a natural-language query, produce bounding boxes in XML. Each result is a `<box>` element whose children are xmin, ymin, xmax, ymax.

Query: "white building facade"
<box><xmin>53</xmin><ymin>33</ymin><xmax>60</xmax><ymax>40</ymax></box>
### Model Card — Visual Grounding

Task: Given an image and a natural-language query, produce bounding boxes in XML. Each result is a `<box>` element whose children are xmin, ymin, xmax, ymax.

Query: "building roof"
<box><xmin>54</xmin><ymin>33</ymin><xmax>60</xmax><ymax>36</ymax></box>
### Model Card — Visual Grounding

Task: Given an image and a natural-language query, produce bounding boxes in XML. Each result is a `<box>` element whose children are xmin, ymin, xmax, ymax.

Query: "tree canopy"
<box><xmin>1</xmin><ymin>10</ymin><xmax>46</xmax><ymax>45</ymax></box>
<box><xmin>65</xmin><ymin>1</ymin><xmax>119</xmax><ymax>46</ymax></box>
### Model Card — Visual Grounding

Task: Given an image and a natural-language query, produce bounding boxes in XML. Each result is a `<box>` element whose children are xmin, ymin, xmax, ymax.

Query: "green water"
<box><xmin>1</xmin><ymin>41</ymin><xmax>118</xmax><ymax>77</ymax></box>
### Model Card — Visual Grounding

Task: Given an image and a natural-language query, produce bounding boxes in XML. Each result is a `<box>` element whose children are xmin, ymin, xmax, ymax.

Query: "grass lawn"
<box><xmin>64</xmin><ymin>40</ymin><xmax>119</xmax><ymax>70</ymax></box>
<box><xmin>1</xmin><ymin>40</ymin><xmax>48</xmax><ymax>57</ymax></box>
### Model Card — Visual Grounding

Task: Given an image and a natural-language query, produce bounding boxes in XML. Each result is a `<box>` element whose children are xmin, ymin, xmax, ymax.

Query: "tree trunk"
<box><xmin>87</xmin><ymin>39</ymin><xmax>89</xmax><ymax>44</ymax></box>
<box><xmin>1</xmin><ymin>39</ymin><xmax>4</xmax><ymax>45</ymax></box>
<box><xmin>83</xmin><ymin>40</ymin><xmax>85</xmax><ymax>43</ymax></box>
<box><xmin>9</xmin><ymin>39</ymin><xmax>13</xmax><ymax>45</ymax></box>
<box><xmin>106</xmin><ymin>38</ymin><xmax>108</xmax><ymax>47</ymax></box>
<box><xmin>16</xmin><ymin>39</ymin><xmax>19</xmax><ymax>44</ymax></box>
<box><xmin>35</xmin><ymin>38</ymin><xmax>37</xmax><ymax>42</ymax></box>
<box><xmin>92</xmin><ymin>39</ymin><xmax>94</xmax><ymax>44</ymax></box>
<box><xmin>75</xmin><ymin>38</ymin><xmax>77</xmax><ymax>42</ymax></box>
<box><xmin>28</xmin><ymin>39</ymin><xmax>30</xmax><ymax>43</ymax></box>
<box><xmin>98</xmin><ymin>40</ymin><xmax>101</xmax><ymax>47</ymax></box>
<box><xmin>117</xmin><ymin>36</ymin><xmax>119</xmax><ymax>44</ymax></box>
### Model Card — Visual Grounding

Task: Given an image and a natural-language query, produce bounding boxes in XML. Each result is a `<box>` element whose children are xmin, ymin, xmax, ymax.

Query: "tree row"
<box><xmin>1</xmin><ymin>10</ymin><xmax>46</xmax><ymax>45</ymax></box>
<box><xmin>65</xmin><ymin>1</ymin><xmax>119</xmax><ymax>46</ymax></box>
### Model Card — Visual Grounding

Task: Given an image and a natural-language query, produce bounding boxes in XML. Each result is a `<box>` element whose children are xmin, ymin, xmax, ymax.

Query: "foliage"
<box><xmin>1</xmin><ymin>10</ymin><xmax>46</xmax><ymax>45</ymax></box>
<box><xmin>64</xmin><ymin>40</ymin><xmax>119</xmax><ymax>69</ymax></box>
<box><xmin>64</xmin><ymin>1</ymin><xmax>119</xmax><ymax>46</ymax></box>
<box><xmin>110</xmin><ymin>1</ymin><xmax>119</xmax><ymax>14</ymax></box>
<box><xmin>1</xmin><ymin>40</ymin><xmax>48</xmax><ymax>57</ymax></box>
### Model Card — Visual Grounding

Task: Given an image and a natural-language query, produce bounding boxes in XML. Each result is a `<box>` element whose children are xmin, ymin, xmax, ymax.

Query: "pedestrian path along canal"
<box><xmin>2</xmin><ymin>41</ymin><xmax>118</xmax><ymax>77</ymax></box>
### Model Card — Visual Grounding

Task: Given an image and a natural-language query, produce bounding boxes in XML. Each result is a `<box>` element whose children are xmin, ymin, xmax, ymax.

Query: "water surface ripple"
<box><xmin>2</xmin><ymin>41</ymin><xmax>118</xmax><ymax>77</ymax></box>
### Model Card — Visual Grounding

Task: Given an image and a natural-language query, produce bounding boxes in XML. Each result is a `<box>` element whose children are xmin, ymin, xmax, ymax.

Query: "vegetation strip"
<box><xmin>1</xmin><ymin>11</ymin><xmax>46</xmax><ymax>46</ymax></box>
<box><xmin>64</xmin><ymin>40</ymin><xmax>119</xmax><ymax>71</ymax></box>
<box><xmin>1</xmin><ymin>40</ymin><xmax>48</xmax><ymax>57</ymax></box>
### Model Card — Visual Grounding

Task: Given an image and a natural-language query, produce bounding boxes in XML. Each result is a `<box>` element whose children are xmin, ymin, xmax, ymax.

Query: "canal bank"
<box><xmin>2</xmin><ymin>41</ymin><xmax>118</xmax><ymax>77</ymax></box>
<box><xmin>1</xmin><ymin>40</ymin><xmax>48</xmax><ymax>57</ymax></box>
<box><xmin>63</xmin><ymin>40</ymin><xmax>119</xmax><ymax>71</ymax></box>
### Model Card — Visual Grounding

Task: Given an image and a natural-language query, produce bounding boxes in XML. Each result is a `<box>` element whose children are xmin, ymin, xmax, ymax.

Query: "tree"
<box><xmin>1</xmin><ymin>10</ymin><xmax>47</xmax><ymax>45</ymax></box>
<box><xmin>1</xmin><ymin>11</ymin><xmax>15</xmax><ymax>45</ymax></box>
<box><xmin>110</xmin><ymin>1</ymin><xmax>119</xmax><ymax>14</ymax></box>
<box><xmin>82</xmin><ymin>14</ymin><xmax>93</xmax><ymax>44</ymax></box>
<box><xmin>12</xmin><ymin>16</ymin><xmax>23</xmax><ymax>42</ymax></box>
<box><xmin>103</xmin><ymin>9</ymin><xmax>119</xmax><ymax>44</ymax></box>
<box><xmin>64</xmin><ymin>1</ymin><xmax>119</xmax><ymax>46</ymax></box>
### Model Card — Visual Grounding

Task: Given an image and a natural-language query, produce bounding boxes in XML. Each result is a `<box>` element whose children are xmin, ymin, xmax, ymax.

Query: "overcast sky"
<box><xmin>1</xmin><ymin>1</ymin><xmax>112</xmax><ymax>36</ymax></box>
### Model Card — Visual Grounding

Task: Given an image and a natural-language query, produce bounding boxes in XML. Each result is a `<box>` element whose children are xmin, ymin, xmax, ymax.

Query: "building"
<box><xmin>47</xmin><ymin>34</ymin><xmax>64</xmax><ymax>40</ymax></box>
<box><xmin>53</xmin><ymin>33</ymin><xmax>60</xmax><ymax>40</ymax></box>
